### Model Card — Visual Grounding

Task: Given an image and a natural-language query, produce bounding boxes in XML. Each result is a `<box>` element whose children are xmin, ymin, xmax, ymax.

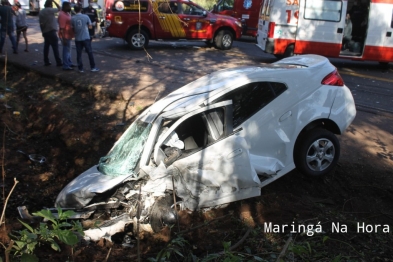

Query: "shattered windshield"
<box><xmin>98</xmin><ymin>120</ymin><xmax>152</xmax><ymax>178</ymax></box>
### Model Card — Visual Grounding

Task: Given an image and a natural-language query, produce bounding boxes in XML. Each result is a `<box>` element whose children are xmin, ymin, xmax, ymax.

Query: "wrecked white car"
<box><xmin>19</xmin><ymin>55</ymin><xmax>356</xmax><ymax>239</ymax></box>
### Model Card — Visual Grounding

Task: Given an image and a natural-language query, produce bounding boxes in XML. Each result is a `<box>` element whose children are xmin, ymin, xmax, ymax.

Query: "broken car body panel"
<box><xmin>20</xmin><ymin>55</ymin><xmax>355</xmax><ymax>236</ymax></box>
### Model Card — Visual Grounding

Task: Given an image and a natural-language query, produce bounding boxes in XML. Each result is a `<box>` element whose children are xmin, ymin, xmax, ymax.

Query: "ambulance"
<box><xmin>256</xmin><ymin>0</ymin><xmax>393</xmax><ymax>64</ymax></box>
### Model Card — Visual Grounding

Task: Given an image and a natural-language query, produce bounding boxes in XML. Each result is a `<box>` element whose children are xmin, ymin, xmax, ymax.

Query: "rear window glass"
<box><xmin>260</xmin><ymin>0</ymin><xmax>275</xmax><ymax>20</ymax></box>
<box><xmin>304</xmin><ymin>0</ymin><xmax>342</xmax><ymax>22</ymax></box>
<box><xmin>112</xmin><ymin>0</ymin><xmax>149</xmax><ymax>12</ymax></box>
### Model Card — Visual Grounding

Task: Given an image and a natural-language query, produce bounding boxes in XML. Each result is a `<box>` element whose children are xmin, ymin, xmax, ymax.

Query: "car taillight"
<box><xmin>267</xmin><ymin>22</ymin><xmax>275</xmax><ymax>38</ymax></box>
<box><xmin>106</xmin><ymin>13</ymin><xmax>112</xmax><ymax>20</ymax></box>
<box><xmin>321</xmin><ymin>69</ymin><xmax>344</xmax><ymax>86</ymax></box>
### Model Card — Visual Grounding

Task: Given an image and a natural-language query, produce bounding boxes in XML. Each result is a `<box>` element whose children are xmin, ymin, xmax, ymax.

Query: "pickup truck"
<box><xmin>105</xmin><ymin>0</ymin><xmax>243</xmax><ymax>50</ymax></box>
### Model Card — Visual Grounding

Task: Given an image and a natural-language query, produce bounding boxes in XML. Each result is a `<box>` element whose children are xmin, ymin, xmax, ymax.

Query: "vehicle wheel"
<box><xmin>127</xmin><ymin>29</ymin><xmax>149</xmax><ymax>50</ymax></box>
<box><xmin>294</xmin><ymin>128</ymin><xmax>340</xmax><ymax>177</ymax></box>
<box><xmin>150</xmin><ymin>194</ymin><xmax>177</xmax><ymax>232</ymax></box>
<box><xmin>205</xmin><ymin>40</ymin><xmax>214</xmax><ymax>48</ymax></box>
<box><xmin>283</xmin><ymin>44</ymin><xmax>294</xmax><ymax>58</ymax></box>
<box><xmin>214</xmin><ymin>30</ymin><xmax>233</xmax><ymax>50</ymax></box>
<box><xmin>379</xmin><ymin>62</ymin><xmax>389</xmax><ymax>68</ymax></box>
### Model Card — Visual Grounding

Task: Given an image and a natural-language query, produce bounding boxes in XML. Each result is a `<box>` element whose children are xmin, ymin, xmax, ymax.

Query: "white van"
<box><xmin>256</xmin><ymin>0</ymin><xmax>393</xmax><ymax>64</ymax></box>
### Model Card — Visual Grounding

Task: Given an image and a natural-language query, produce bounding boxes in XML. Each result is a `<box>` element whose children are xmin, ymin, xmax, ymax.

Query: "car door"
<box><xmin>153</xmin><ymin>1</ymin><xmax>187</xmax><ymax>38</ymax></box>
<box><xmin>177</xmin><ymin>2</ymin><xmax>211</xmax><ymax>39</ymax></box>
<box><xmin>295</xmin><ymin>0</ymin><xmax>346</xmax><ymax>56</ymax></box>
<box><xmin>206</xmin><ymin>81</ymin><xmax>298</xmax><ymax>180</ymax></box>
<box><xmin>153</xmin><ymin>101</ymin><xmax>260</xmax><ymax>210</ymax></box>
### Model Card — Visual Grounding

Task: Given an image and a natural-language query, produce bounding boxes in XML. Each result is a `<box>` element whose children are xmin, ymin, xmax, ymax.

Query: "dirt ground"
<box><xmin>1</xmin><ymin>64</ymin><xmax>393</xmax><ymax>261</ymax></box>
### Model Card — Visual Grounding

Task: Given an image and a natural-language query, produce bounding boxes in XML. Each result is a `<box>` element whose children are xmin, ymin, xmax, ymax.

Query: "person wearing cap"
<box><xmin>0</xmin><ymin>0</ymin><xmax>18</xmax><ymax>54</ymax></box>
<box><xmin>14</xmin><ymin>2</ymin><xmax>28</xmax><ymax>52</ymax></box>
<box><xmin>39</xmin><ymin>0</ymin><xmax>62</xmax><ymax>66</ymax></box>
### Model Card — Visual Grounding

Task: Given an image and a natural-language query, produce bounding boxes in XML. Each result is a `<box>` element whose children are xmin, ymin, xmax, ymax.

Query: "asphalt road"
<box><xmin>9</xmin><ymin>15</ymin><xmax>393</xmax><ymax>115</ymax></box>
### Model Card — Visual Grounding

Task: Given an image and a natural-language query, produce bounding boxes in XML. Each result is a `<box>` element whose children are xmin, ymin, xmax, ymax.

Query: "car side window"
<box><xmin>216</xmin><ymin>82</ymin><xmax>287</xmax><ymax>128</ymax></box>
<box><xmin>304</xmin><ymin>0</ymin><xmax>342</xmax><ymax>22</ymax></box>
<box><xmin>217</xmin><ymin>0</ymin><xmax>234</xmax><ymax>12</ymax></box>
<box><xmin>158</xmin><ymin>2</ymin><xmax>177</xmax><ymax>13</ymax></box>
<box><xmin>180</xmin><ymin>3</ymin><xmax>204</xmax><ymax>15</ymax></box>
<box><xmin>157</xmin><ymin>108</ymin><xmax>226</xmax><ymax>165</ymax></box>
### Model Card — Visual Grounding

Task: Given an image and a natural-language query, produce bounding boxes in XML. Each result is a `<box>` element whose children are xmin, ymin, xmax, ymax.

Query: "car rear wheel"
<box><xmin>127</xmin><ymin>29</ymin><xmax>149</xmax><ymax>50</ymax></box>
<box><xmin>283</xmin><ymin>44</ymin><xmax>294</xmax><ymax>58</ymax></box>
<box><xmin>214</xmin><ymin>30</ymin><xmax>233</xmax><ymax>50</ymax></box>
<box><xmin>274</xmin><ymin>45</ymin><xmax>294</xmax><ymax>59</ymax></box>
<box><xmin>294</xmin><ymin>128</ymin><xmax>340</xmax><ymax>177</ymax></box>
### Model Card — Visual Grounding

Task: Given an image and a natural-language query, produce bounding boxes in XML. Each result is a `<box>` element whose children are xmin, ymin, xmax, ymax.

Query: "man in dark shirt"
<box><xmin>39</xmin><ymin>0</ymin><xmax>62</xmax><ymax>66</ymax></box>
<box><xmin>82</xmin><ymin>0</ymin><xmax>98</xmax><ymax>42</ymax></box>
<box><xmin>0</xmin><ymin>0</ymin><xmax>17</xmax><ymax>54</ymax></box>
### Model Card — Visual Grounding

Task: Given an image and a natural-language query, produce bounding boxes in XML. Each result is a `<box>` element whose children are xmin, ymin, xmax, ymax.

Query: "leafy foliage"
<box><xmin>9</xmin><ymin>207</ymin><xmax>84</xmax><ymax>261</ymax></box>
<box><xmin>148</xmin><ymin>235</ymin><xmax>190</xmax><ymax>262</ymax></box>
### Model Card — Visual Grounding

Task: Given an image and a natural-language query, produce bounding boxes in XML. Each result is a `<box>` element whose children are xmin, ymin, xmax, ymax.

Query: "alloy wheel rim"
<box><xmin>132</xmin><ymin>33</ymin><xmax>145</xmax><ymax>47</ymax></box>
<box><xmin>306</xmin><ymin>138</ymin><xmax>335</xmax><ymax>172</ymax></box>
<box><xmin>222</xmin><ymin>34</ymin><xmax>231</xmax><ymax>47</ymax></box>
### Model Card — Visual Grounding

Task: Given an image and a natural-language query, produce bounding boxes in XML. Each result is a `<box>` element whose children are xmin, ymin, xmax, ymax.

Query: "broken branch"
<box><xmin>104</xmin><ymin>247</ymin><xmax>112</xmax><ymax>262</ymax></box>
<box><xmin>276</xmin><ymin>235</ymin><xmax>292</xmax><ymax>262</ymax></box>
<box><xmin>228</xmin><ymin>227</ymin><xmax>251</xmax><ymax>251</ymax></box>
<box><xmin>0</xmin><ymin>177</ymin><xmax>19</xmax><ymax>226</ymax></box>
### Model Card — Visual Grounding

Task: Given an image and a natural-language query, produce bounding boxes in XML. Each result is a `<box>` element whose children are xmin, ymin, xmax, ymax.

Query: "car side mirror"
<box><xmin>203</xmin><ymin>10</ymin><xmax>207</xmax><ymax>17</ymax></box>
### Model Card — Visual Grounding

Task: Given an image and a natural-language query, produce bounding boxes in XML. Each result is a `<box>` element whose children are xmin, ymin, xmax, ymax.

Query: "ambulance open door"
<box><xmin>294</xmin><ymin>0</ymin><xmax>347</xmax><ymax>56</ymax></box>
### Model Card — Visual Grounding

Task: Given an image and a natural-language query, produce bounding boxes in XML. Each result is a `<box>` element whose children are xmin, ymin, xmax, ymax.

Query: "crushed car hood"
<box><xmin>55</xmin><ymin>165</ymin><xmax>134</xmax><ymax>209</ymax></box>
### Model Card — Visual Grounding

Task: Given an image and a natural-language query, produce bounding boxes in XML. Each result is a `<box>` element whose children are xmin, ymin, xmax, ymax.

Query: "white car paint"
<box><xmin>56</xmin><ymin>54</ymin><xmax>356</xmax><ymax>210</ymax></box>
<box><xmin>18</xmin><ymin>55</ymin><xmax>356</xmax><ymax>239</ymax></box>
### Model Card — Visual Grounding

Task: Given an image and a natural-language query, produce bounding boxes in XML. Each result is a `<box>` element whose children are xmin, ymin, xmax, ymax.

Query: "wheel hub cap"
<box><xmin>306</xmin><ymin>138</ymin><xmax>335</xmax><ymax>172</ymax></box>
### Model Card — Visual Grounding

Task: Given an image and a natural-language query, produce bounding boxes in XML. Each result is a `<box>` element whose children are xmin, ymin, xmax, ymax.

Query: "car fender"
<box><xmin>295</xmin><ymin>86</ymin><xmax>338</xmax><ymax>134</ymax></box>
<box><xmin>125</xmin><ymin>20</ymin><xmax>154</xmax><ymax>39</ymax></box>
<box><xmin>209</xmin><ymin>13</ymin><xmax>243</xmax><ymax>39</ymax></box>
<box><xmin>328</xmin><ymin>86</ymin><xmax>356</xmax><ymax>134</ymax></box>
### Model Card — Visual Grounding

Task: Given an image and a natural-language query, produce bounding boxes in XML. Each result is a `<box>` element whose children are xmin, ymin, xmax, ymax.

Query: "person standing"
<box><xmin>58</xmin><ymin>1</ymin><xmax>75</xmax><ymax>70</ymax></box>
<box><xmin>82</xmin><ymin>0</ymin><xmax>98</xmax><ymax>42</ymax></box>
<box><xmin>39</xmin><ymin>0</ymin><xmax>62</xmax><ymax>66</ymax></box>
<box><xmin>71</xmin><ymin>4</ymin><xmax>99</xmax><ymax>73</ymax></box>
<box><xmin>342</xmin><ymin>13</ymin><xmax>352</xmax><ymax>51</ymax></box>
<box><xmin>0</xmin><ymin>0</ymin><xmax>18</xmax><ymax>54</ymax></box>
<box><xmin>14</xmin><ymin>2</ymin><xmax>28</xmax><ymax>52</ymax></box>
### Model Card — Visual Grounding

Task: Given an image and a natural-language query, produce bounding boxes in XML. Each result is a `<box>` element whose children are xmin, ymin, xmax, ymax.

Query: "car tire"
<box><xmin>283</xmin><ymin>44</ymin><xmax>294</xmax><ymax>58</ymax></box>
<box><xmin>214</xmin><ymin>30</ymin><xmax>233</xmax><ymax>50</ymax></box>
<box><xmin>127</xmin><ymin>29</ymin><xmax>149</xmax><ymax>50</ymax></box>
<box><xmin>294</xmin><ymin>128</ymin><xmax>340</xmax><ymax>177</ymax></box>
<box><xmin>205</xmin><ymin>40</ymin><xmax>214</xmax><ymax>48</ymax></box>
<box><xmin>150</xmin><ymin>194</ymin><xmax>177</xmax><ymax>232</ymax></box>
<box><xmin>379</xmin><ymin>62</ymin><xmax>389</xmax><ymax>68</ymax></box>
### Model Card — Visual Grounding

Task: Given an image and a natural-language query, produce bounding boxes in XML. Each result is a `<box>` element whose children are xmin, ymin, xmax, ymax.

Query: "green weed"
<box><xmin>9</xmin><ymin>207</ymin><xmax>84</xmax><ymax>262</ymax></box>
